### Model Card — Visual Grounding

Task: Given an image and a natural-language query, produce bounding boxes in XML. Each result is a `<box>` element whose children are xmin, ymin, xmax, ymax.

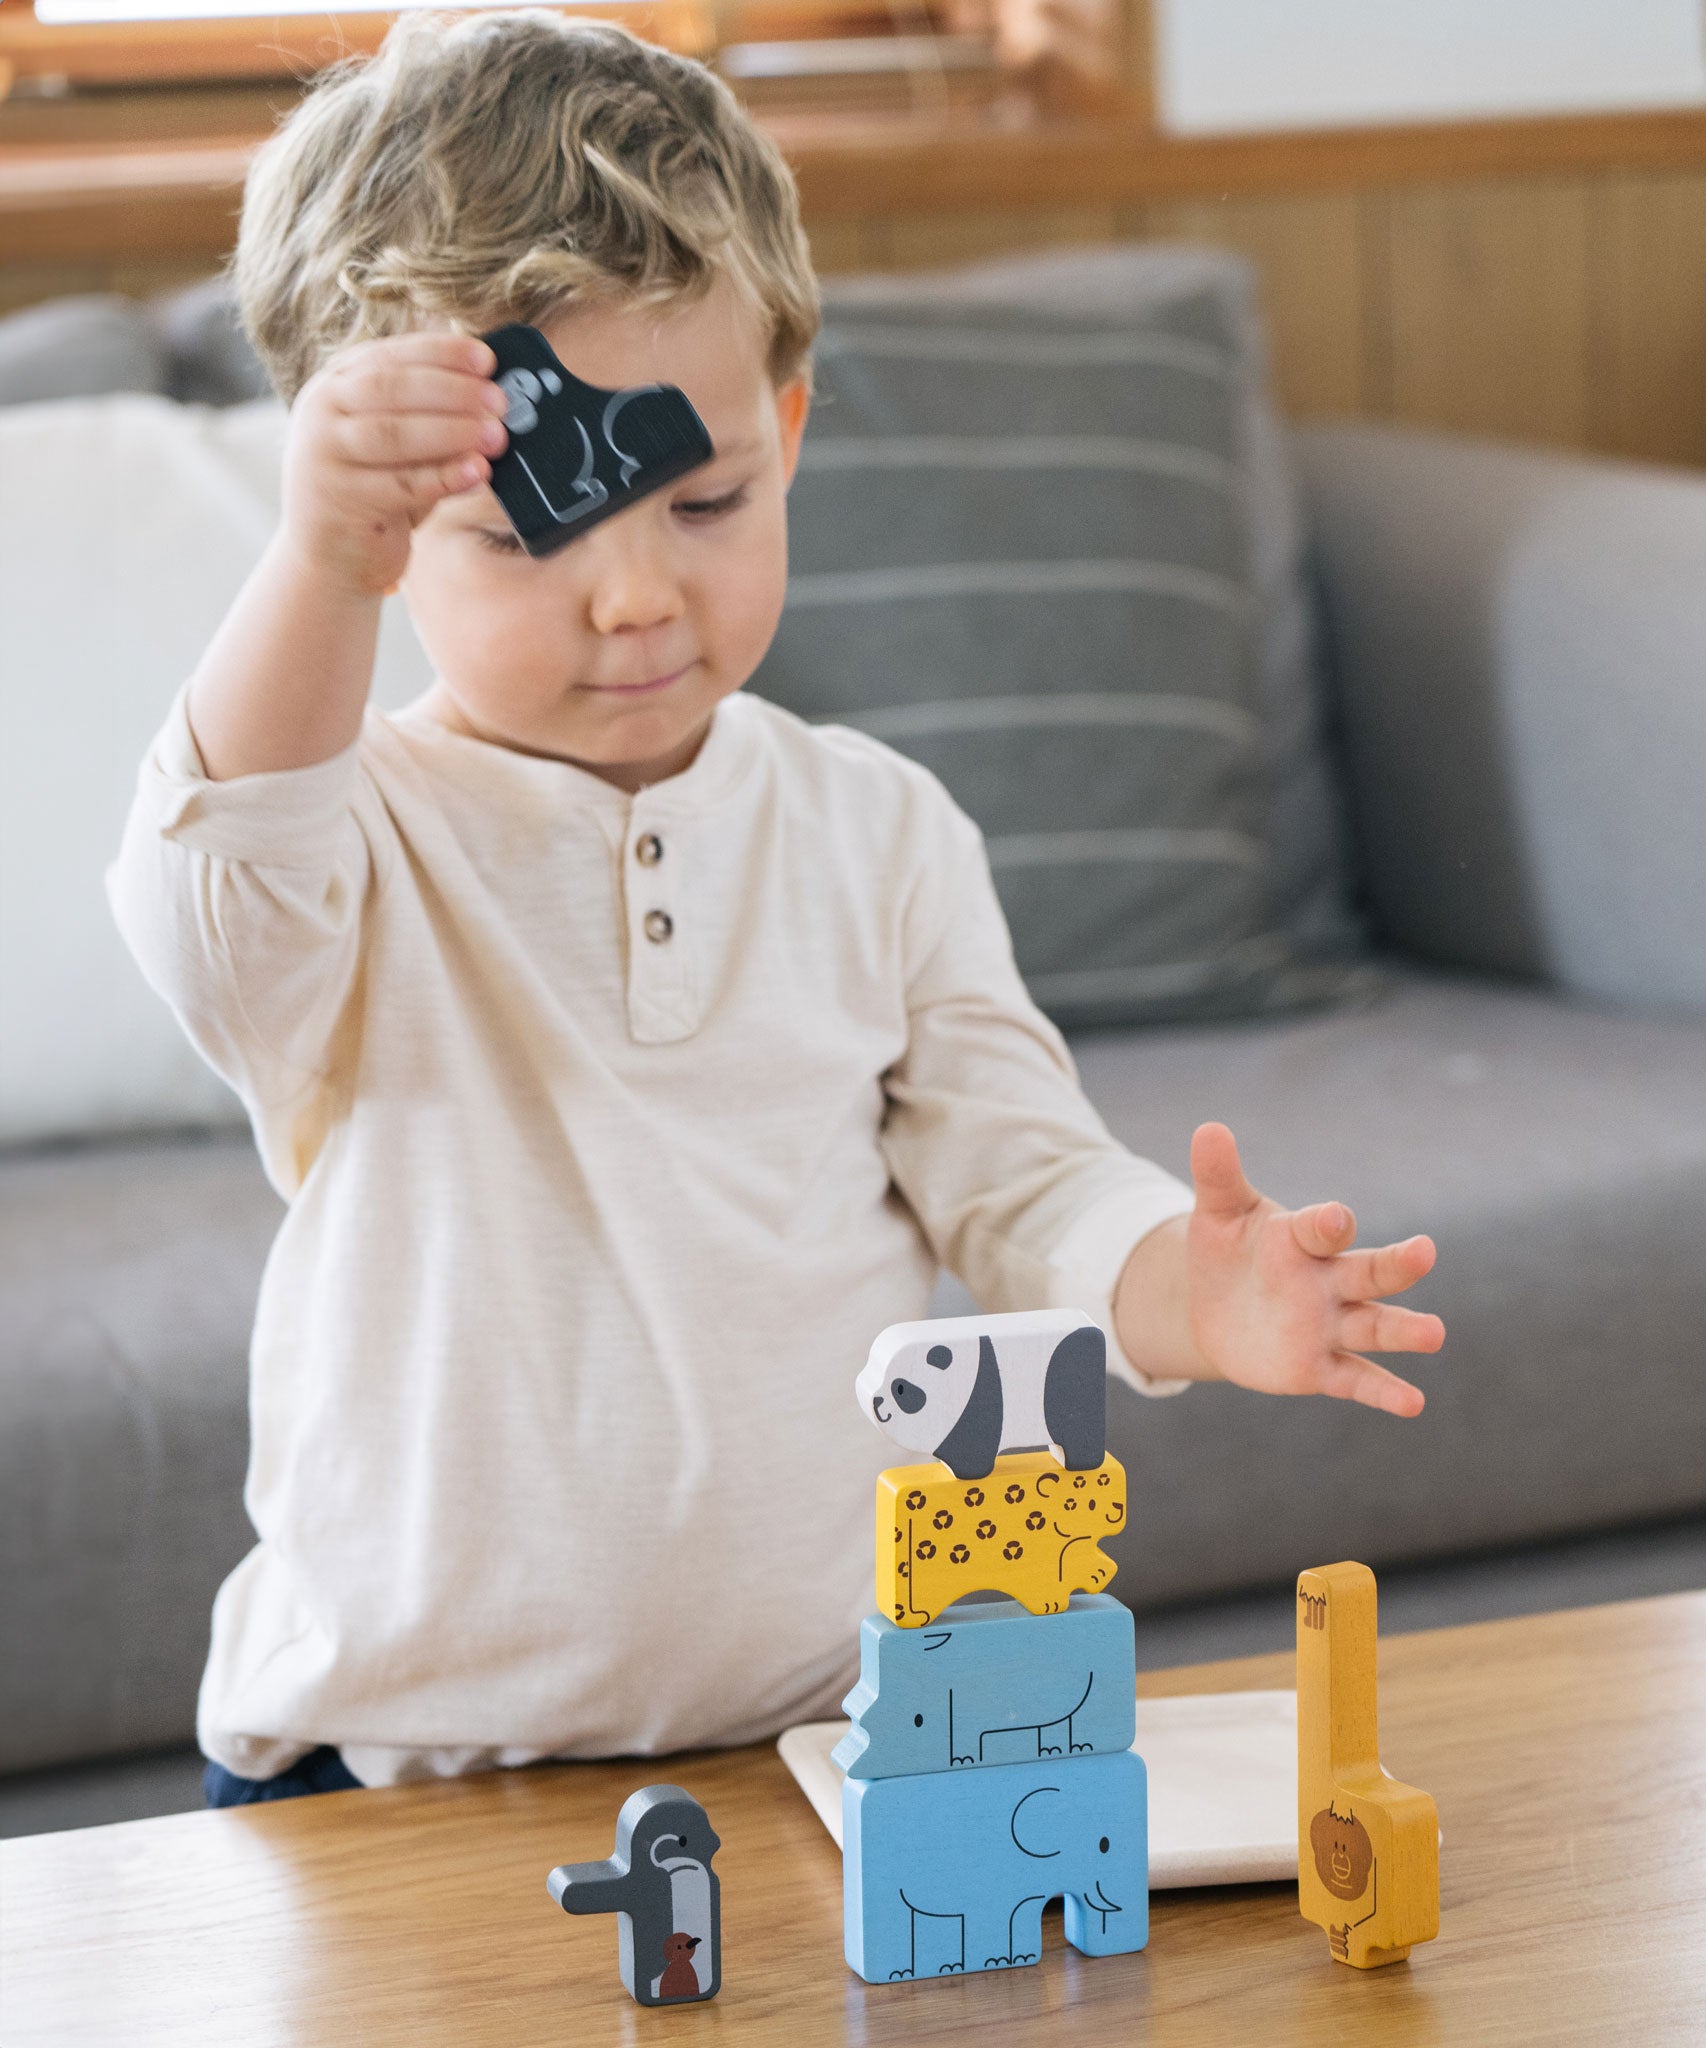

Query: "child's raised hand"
<box><xmin>281</xmin><ymin>332</ymin><xmax>510</xmax><ymax>595</ymax></box>
<box><xmin>1185</xmin><ymin>1122</ymin><xmax>1443</xmax><ymax>1418</ymax></box>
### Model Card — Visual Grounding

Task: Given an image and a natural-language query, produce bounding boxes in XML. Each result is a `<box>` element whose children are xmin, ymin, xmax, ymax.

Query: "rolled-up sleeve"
<box><xmin>106</xmin><ymin>691</ymin><xmax>382</xmax><ymax>1183</ymax></box>
<box><xmin>879</xmin><ymin>792</ymin><xmax>1193</xmax><ymax>1396</ymax></box>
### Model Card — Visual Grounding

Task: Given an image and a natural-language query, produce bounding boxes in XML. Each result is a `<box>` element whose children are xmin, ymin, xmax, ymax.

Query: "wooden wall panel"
<box><xmin>0</xmin><ymin>259</ymin><xmax>107</xmax><ymax>314</ymax></box>
<box><xmin>881</xmin><ymin>205</ymin><xmax>1121</xmax><ymax>272</ymax></box>
<box><xmin>19</xmin><ymin>136</ymin><xmax>1706</xmax><ymax>472</ymax></box>
<box><xmin>1140</xmin><ymin>191</ymin><xmax>1365</xmax><ymax>418</ymax></box>
<box><xmin>802</xmin><ymin>217</ymin><xmax>885</xmax><ymax>276</ymax></box>
<box><xmin>0</xmin><ymin>255</ymin><xmax>219</xmax><ymax>313</ymax></box>
<box><xmin>1371</xmin><ymin>178</ymin><xmax>1597</xmax><ymax>448</ymax></box>
<box><xmin>1594</xmin><ymin>170</ymin><xmax>1706</xmax><ymax>468</ymax></box>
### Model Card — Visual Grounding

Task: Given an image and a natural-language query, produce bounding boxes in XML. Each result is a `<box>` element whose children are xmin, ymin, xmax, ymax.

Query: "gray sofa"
<box><xmin>7</xmin><ymin>378</ymin><xmax>1706</xmax><ymax>1786</ymax></box>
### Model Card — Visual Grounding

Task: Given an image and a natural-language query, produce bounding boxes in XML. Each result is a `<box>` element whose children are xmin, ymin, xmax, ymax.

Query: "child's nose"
<box><xmin>583</xmin><ymin>517</ymin><xmax>685</xmax><ymax>636</ymax></box>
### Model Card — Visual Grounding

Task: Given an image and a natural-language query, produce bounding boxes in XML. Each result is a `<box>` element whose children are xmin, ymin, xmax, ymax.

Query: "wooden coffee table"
<box><xmin>5</xmin><ymin>1592</ymin><xmax>1704</xmax><ymax>2046</ymax></box>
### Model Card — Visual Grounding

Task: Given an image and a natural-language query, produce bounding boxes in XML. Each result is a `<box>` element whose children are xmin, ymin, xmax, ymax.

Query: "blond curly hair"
<box><xmin>232</xmin><ymin>11</ymin><xmax>820</xmax><ymax>404</ymax></box>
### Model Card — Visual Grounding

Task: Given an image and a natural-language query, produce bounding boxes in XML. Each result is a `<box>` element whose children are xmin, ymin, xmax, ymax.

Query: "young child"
<box><xmin>109</xmin><ymin>12</ymin><xmax>1444</xmax><ymax>1804</ymax></box>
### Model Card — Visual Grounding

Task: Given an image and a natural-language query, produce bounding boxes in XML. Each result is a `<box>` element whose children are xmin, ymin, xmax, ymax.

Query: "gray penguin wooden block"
<box><xmin>547</xmin><ymin>1784</ymin><xmax>721</xmax><ymax>2006</ymax></box>
<box><xmin>856</xmin><ymin>1308</ymin><xmax>1107</xmax><ymax>1480</ymax></box>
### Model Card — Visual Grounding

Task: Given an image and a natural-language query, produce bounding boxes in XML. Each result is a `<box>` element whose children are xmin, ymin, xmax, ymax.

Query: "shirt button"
<box><xmin>635</xmin><ymin>833</ymin><xmax>664</xmax><ymax>867</ymax></box>
<box><xmin>643</xmin><ymin>909</ymin><xmax>674</xmax><ymax>944</ymax></box>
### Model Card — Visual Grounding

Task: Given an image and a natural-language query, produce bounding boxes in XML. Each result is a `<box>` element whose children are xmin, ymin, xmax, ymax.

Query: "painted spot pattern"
<box><xmin>874</xmin><ymin>1450</ymin><xmax>1127</xmax><ymax>1628</ymax></box>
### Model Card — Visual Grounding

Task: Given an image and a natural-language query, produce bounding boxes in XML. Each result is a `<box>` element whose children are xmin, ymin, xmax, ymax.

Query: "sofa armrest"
<box><xmin>1294</xmin><ymin>421</ymin><xmax>1706</xmax><ymax>1016</ymax></box>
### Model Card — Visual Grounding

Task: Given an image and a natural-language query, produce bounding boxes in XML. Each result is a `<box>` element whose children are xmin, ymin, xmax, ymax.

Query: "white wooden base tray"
<box><xmin>779</xmin><ymin>1688</ymin><xmax>1297</xmax><ymax>1890</ymax></box>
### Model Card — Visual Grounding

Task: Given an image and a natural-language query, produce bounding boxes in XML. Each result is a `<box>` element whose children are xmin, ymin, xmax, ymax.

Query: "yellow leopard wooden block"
<box><xmin>875</xmin><ymin>1451</ymin><xmax>1125</xmax><ymax>1628</ymax></box>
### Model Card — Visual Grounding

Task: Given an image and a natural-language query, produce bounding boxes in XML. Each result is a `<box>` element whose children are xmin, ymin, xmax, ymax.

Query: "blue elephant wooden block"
<box><xmin>843</xmin><ymin>1751</ymin><xmax>1148</xmax><ymax>1982</ymax></box>
<box><xmin>834</xmin><ymin>1593</ymin><xmax>1136</xmax><ymax>1780</ymax></box>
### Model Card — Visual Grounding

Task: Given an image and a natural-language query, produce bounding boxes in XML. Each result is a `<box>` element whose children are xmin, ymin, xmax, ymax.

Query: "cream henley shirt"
<box><xmin>108</xmin><ymin>686</ymin><xmax>1193</xmax><ymax>1786</ymax></box>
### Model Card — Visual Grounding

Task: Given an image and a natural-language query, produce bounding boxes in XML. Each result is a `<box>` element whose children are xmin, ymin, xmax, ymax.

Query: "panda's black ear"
<box><xmin>932</xmin><ymin>1336</ymin><xmax>1003</xmax><ymax>1480</ymax></box>
<box><xmin>1044</xmin><ymin>1323</ymin><xmax>1106</xmax><ymax>1469</ymax></box>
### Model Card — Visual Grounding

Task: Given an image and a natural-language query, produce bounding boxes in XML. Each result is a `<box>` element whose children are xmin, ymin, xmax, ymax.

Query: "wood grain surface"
<box><xmin>5</xmin><ymin>1592</ymin><xmax>1704</xmax><ymax>2047</ymax></box>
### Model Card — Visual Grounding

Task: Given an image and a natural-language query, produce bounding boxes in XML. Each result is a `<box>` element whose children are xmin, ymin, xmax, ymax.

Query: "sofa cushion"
<box><xmin>3</xmin><ymin>252</ymin><xmax>1358</xmax><ymax>1144</ymax></box>
<box><xmin>1296</xmin><ymin>421</ymin><xmax>1706</xmax><ymax>1016</ymax></box>
<box><xmin>0</xmin><ymin>1134</ymin><xmax>280</xmax><ymax>1774</ymax></box>
<box><xmin>754</xmin><ymin>243</ymin><xmax>1360</xmax><ymax>1030</ymax></box>
<box><xmin>149</xmin><ymin>275</ymin><xmax>277</xmax><ymax>408</ymax></box>
<box><xmin>0</xmin><ymin>396</ymin><xmax>431</xmax><ymax>1147</ymax></box>
<box><xmin>1082</xmin><ymin>966</ymin><xmax>1706</xmax><ymax>1603</ymax></box>
<box><xmin>0</xmin><ymin>278</ymin><xmax>274</xmax><ymax>412</ymax></box>
<box><xmin>0</xmin><ymin>295</ymin><xmax>168</xmax><ymax>407</ymax></box>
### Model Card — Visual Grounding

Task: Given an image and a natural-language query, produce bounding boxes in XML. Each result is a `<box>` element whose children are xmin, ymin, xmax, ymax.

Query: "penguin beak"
<box><xmin>686</xmin><ymin>1936</ymin><xmax>701</xmax><ymax>1951</ymax></box>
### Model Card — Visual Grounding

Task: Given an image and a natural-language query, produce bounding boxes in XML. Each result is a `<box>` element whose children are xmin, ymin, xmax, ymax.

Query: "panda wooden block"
<box><xmin>856</xmin><ymin>1309</ymin><xmax>1107</xmax><ymax>1482</ymax></box>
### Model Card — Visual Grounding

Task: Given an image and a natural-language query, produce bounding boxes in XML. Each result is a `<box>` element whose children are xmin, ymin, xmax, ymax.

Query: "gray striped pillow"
<box><xmin>750</xmin><ymin>264</ymin><xmax>1359</xmax><ymax>1029</ymax></box>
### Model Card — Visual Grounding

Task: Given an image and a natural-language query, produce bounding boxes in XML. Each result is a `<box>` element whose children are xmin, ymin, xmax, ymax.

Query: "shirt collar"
<box><xmin>384</xmin><ymin>688</ymin><xmax>761</xmax><ymax>821</ymax></box>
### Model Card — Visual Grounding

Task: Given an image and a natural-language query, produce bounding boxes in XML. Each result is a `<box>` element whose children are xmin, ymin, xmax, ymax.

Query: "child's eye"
<box><xmin>674</xmin><ymin>484</ymin><xmax>750</xmax><ymax>522</ymax></box>
<box><xmin>475</xmin><ymin>527</ymin><xmax>527</xmax><ymax>555</ymax></box>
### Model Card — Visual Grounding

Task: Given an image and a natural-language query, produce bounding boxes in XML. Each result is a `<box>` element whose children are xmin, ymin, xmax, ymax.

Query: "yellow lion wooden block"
<box><xmin>875</xmin><ymin>1451</ymin><xmax>1125</xmax><ymax>1628</ymax></box>
<box><xmin>1297</xmin><ymin>1561</ymin><xmax>1439</xmax><ymax>1968</ymax></box>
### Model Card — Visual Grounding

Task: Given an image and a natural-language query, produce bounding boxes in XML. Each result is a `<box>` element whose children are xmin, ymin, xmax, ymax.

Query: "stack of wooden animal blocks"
<box><xmin>838</xmin><ymin>1309</ymin><xmax>1150</xmax><ymax>1982</ymax></box>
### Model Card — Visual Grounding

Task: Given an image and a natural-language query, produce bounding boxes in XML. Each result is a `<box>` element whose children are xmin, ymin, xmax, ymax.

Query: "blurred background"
<box><xmin>13</xmin><ymin>0</ymin><xmax>1706</xmax><ymax>457</ymax></box>
<box><xmin>5</xmin><ymin>1</ymin><xmax>1706</xmax><ymax>1838</ymax></box>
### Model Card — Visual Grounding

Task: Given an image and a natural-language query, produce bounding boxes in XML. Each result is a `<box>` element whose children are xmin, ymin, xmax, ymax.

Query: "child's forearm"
<box><xmin>185</xmin><ymin>532</ymin><xmax>383</xmax><ymax>781</ymax></box>
<box><xmin>1111</xmin><ymin>1214</ymin><xmax>1219</xmax><ymax>1384</ymax></box>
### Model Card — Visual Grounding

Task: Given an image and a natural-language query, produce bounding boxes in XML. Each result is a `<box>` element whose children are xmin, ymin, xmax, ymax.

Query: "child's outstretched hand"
<box><xmin>1184</xmin><ymin>1122</ymin><xmax>1443</xmax><ymax>1417</ymax></box>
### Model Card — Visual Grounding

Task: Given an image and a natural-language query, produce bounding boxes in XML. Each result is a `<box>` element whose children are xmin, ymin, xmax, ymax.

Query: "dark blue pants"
<box><xmin>203</xmin><ymin>1745</ymin><xmax>363</xmax><ymax>1808</ymax></box>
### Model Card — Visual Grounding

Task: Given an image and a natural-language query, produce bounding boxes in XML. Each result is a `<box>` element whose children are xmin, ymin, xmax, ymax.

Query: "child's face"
<box><xmin>403</xmin><ymin>277</ymin><xmax>809</xmax><ymax>791</ymax></box>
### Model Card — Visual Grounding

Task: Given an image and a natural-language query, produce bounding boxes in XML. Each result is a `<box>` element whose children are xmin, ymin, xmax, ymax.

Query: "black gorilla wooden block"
<box><xmin>482</xmin><ymin>323</ymin><xmax>714</xmax><ymax>557</ymax></box>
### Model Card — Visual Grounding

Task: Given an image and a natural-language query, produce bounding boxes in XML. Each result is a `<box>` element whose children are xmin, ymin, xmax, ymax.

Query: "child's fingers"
<box><xmin>372</xmin><ymin>453</ymin><xmax>492</xmax><ymax>520</ymax></box>
<box><xmin>1339</xmin><ymin>1301</ymin><xmax>1446</xmax><ymax>1356</ymax></box>
<box><xmin>1290</xmin><ymin>1200</ymin><xmax>1357</xmax><ymax>1258</ymax></box>
<box><xmin>328</xmin><ymin>407</ymin><xmax>507</xmax><ymax>472</ymax></box>
<box><xmin>1189</xmin><ymin>1122</ymin><xmax>1261</xmax><ymax>1221</ymax></box>
<box><xmin>331</xmin><ymin>361</ymin><xmax>511</xmax><ymax>421</ymax></box>
<box><xmin>310</xmin><ymin>338</ymin><xmax>506</xmax><ymax>445</ymax></box>
<box><xmin>434</xmin><ymin>452</ymin><xmax>493</xmax><ymax>499</ymax></box>
<box><xmin>331</xmin><ymin>331</ymin><xmax>498</xmax><ymax>382</ymax></box>
<box><xmin>1334</xmin><ymin>1234</ymin><xmax>1437</xmax><ymax>1299</ymax></box>
<box><xmin>1317</xmin><ymin>1351</ymin><xmax>1427</xmax><ymax>1418</ymax></box>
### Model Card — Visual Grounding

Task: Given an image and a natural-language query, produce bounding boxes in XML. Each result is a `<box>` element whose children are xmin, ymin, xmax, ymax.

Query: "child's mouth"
<box><xmin>587</xmin><ymin>663</ymin><xmax>693</xmax><ymax>698</ymax></box>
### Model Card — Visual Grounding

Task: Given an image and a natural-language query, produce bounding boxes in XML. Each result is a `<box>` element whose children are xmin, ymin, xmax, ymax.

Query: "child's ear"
<box><xmin>774</xmin><ymin>375</ymin><xmax>811</xmax><ymax>489</ymax></box>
